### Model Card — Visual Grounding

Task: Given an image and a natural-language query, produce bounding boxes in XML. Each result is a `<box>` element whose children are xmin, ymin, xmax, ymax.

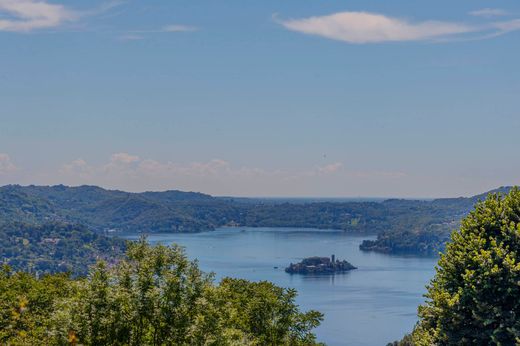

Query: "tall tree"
<box><xmin>412</xmin><ymin>188</ymin><xmax>520</xmax><ymax>345</ymax></box>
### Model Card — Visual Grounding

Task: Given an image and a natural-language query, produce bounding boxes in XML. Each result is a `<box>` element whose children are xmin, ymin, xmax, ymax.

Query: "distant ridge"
<box><xmin>0</xmin><ymin>183</ymin><xmax>514</xmax><ymax>239</ymax></box>
<box><xmin>0</xmin><ymin>184</ymin><xmax>217</xmax><ymax>233</ymax></box>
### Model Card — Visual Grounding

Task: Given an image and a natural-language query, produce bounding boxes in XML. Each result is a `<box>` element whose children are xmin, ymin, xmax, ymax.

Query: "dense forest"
<box><xmin>0</xmin><ymin>239</ymin><xmax>323</xmax><ymax>345</ymax></box>
<box><xmin>0</xmin><ymin>184</ymin><xmax>511</xmax><ymax>271</ymax></box>
<box><xmin>1</xmin><ymin>184</ymin><xmax>498</xmax><ymax>235</ymax></box>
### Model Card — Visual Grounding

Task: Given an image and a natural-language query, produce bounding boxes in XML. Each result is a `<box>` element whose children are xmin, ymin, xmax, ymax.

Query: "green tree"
<box><xmin>412</xmin><ymin>188</ymin><xmax>520</xmax><ymax>345</ymax></box>
<box><xmin>47</xmin><ymin>237</ymin><xmax>323</xmax><ymax>345</ymax></box>
<box><xmin>215</xmin><ymin>278</ymin><xmax>323</xmax><ymax>345</ymax></box>
<box><xmin>52</xmin><ymin>238</ymin><xmax>215</xmax><ymax>345</ymax></box>
<box><xmin>0</xmin><ymin>265</ymin><xmax>75</xmax><ymax>345</ymax></box>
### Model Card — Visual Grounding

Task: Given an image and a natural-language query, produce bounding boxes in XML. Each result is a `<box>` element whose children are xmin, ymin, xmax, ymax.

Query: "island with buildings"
<box><xmin>285</xmin><ymin>255</ymin><xmax>357</xmax><ymax>274</ymax></box>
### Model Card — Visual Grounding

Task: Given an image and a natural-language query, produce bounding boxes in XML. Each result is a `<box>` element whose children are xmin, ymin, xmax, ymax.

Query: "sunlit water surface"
<box><xmin>120</xmin><ymin>227</ymin><xmax>436</xmax><ymax>346</ymax></box>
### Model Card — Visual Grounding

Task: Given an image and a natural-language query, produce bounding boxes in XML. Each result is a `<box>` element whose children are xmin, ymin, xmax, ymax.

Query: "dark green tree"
<box><xmin>412</xmin><ymin>188</ymin><xmax>520</xmax><ymax>345</ymax></box>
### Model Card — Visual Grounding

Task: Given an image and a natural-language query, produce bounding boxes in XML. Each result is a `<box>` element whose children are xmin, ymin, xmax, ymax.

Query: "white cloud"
<box><xmin>470</xmin><ymin>8</ymin><xmax>509</xmax><ymax>18</ymax></box>
<box><xmin>318</xmin><ymin>162</ymin><xmax>343</xmax><ymax>174</ymax></box>
<box><xmin>102</xmin><ymin>153</ymin><xmax>141</xmax><ymax>177</ymax></box>
<box><xmin>62</xmin><ymin>158</ymin><xmax>88</xmax><ymax>170</ymax></box>
<box><xmin>60</xmin><ymin>158</ymin><xmax>93</xmax><ymax>178</ymax></box>
<box><xmin>278</xmin><ymin>11</ymin><xmax>520</xmax><ymax>44</ymax></box>
<box><xmin>0</xmin><ymin>0</ymin><xmax>77</xmax><ymax>32</ymax></box>
<box><xmin>49</xmin><ymin>154</ymin><xmax>412</xmax><ymax>196</ymax></box>
<box><xmin>137</xmin><ymin>158</ymin><xmax>231</xmax><ymax>178</ymax></box>
<box><xmin>109</xmin><ymin>152</ymin><xmax>140</xmax><ymax>164</ymax></box>
<box><xmin>492</xmin><ymin>19</ymin><xmax>520</xmax><ymax>32</ymax></box>
<box><xmin>0</xmin><ymin>153</ymin><xmax>17</xmax><ymax>173</ymax></box>
<box><xmin>278</xmin><ymin>11</ymin><xmax>475</xmax><ymax>43</ymax></box>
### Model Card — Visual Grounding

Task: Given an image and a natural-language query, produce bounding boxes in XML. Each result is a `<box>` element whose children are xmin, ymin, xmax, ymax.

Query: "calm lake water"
<box><xmin>120</xmin><ymin>227</ymin><xmax>437</xmax><ymax>346</ymax></box>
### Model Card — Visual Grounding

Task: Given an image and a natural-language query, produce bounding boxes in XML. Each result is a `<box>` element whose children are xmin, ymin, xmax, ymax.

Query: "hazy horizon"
<box><xmin>2</xmin><ymin>182</ymin><xmax>511</xmax><ymax>200</ymax></box>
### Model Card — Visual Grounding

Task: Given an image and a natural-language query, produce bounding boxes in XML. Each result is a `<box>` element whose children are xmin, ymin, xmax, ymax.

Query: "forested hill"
<box><xmin>0</xmin><ymin>184</ymin><xmax>220</xmax><ymax>233</ymax></box>
<box><xmin>0</xmin><ymin>184</ymin><xmax>513</xmax><ymax>257</ymax></box>
<box><xmin>0</xmin><ymin>184</ymin><xmax>512</xmax><ymax>233</ymax></box>
<box><xmin>359</xmin><ymin>186</ymin><xmax>514</xmax><ymax>255</ymax></box>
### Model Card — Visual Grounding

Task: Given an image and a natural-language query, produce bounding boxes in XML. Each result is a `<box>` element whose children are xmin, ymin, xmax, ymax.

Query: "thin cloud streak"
<box><xmin>118</xmin><ymin>34</ymin><xmax>145</xmax><ymax>41</ymax></box>
<box><xmin>162</xmin><ymin>24</ymin><xmax>198</xmax><ymax>32</ymax></box>
<box><xmin>121</xmin><ymin>24</ymin><xmax>199</xmax><ymax>40</ymax></box>
<box><xmin>469</xmin><ymin>8</ymin><xmax>509</xmax><ymax>18</ymax></box>
<box><xmin>492</xmin><ymin>19</ymin><xmax>520</xmax><ymax>32</ymax></box>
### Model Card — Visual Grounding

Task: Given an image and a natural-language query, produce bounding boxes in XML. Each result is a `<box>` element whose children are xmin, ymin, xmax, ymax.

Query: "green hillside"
<box><xmin>0</xmin><ymin>184</ymin><xmax>512</xmax><ymax>259</ymax></box>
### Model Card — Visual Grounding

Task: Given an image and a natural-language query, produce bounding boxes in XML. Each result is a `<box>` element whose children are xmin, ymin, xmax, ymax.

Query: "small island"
<box><xmin>285</xmin><ymin>255</ymin><xmax>357</xmax><ymax>274</ymax></box>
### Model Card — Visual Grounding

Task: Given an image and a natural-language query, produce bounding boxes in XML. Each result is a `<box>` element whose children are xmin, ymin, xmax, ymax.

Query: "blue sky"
<box><xmin>0</xmin><ymin>0</ymin><xmax>519</xmax><ymax>197</ymax></box>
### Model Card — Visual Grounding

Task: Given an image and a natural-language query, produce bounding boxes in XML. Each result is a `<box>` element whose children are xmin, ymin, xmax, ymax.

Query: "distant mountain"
<box><xmin>0</xmin><ymin>184</ymin><xmax>514</xmax><ymax>257</ymax></box>
<box><xmin>0</xmin><ymin>185</ymin><xmax>220</xmax><ymax>233</ymax></box>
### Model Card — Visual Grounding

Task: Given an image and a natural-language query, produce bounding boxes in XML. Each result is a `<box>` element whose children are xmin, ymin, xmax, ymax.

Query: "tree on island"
<box><xmin>405</xmin><ymin>188</ymin><xmax>520</xmax><ymax>345</ymax></box>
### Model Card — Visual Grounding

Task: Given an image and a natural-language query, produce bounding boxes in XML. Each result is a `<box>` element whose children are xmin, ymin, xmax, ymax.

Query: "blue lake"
<box><xmin>120</xmin><ymin>227</ymin><xmax>437</xmax><ymax>346</ymax></box>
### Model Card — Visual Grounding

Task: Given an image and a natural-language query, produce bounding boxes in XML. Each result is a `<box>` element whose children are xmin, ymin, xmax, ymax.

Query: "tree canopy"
<box><xmin>410</xmin><ymin>188</ymin><xmax>520</xmax><ymax>345</ymax></box>
<box><xmin>0</xmin><ymin>238</ymin><xmax>323</xmax><ymax>345</ymax></box>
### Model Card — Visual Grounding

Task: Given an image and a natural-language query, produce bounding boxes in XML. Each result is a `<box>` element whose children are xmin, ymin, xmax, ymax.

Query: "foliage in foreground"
<box><xmin>402</xmin><ymin>188</ymin><xmax>520</xmax><ymax>345</ymax></box>
<box><xmin>0</xmin><ymin>238</ymin><xmax>323</xmax><ymax>345</ymax></box>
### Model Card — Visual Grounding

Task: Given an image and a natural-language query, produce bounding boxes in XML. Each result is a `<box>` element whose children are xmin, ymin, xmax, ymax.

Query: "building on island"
<box><xmin>285</xmin><ymin>254</ymin><xmax>356</xmax><ymax>274</ymax></box>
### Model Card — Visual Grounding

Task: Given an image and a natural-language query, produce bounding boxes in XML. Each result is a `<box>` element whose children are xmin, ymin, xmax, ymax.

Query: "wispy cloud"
<box><xmin>61</xmin><ymin>154</ymin><xmax>255</xmax><ymax>182</ymax></box>
<box><xmin>317</xmin><ymin>162</ymin><xmax>343</xmax><ymax>174</ymax></box>
<box><xmin>60</xmin><ymin>159</ymin><xmax>92</xmax><ymax>179</ymax></box>
<box><xmin>109</xmin><ymin>152</ymin><xmax>140</xmax><ymax>164</ymax></box>
<box><xmin>118</xmin><ymin>34</ymin><xmax>145</xmax><ymax>41</ymax></box>
<box><xmin>278</xmin><ymin>11</ymin><xmax>520</xmax><ymax>44</ymax></box>
<box><xmin>162</xmin><ymin>24</ymin><xmax>198</xmax><ymax>32</ymax></box>
<box><xmin>82</xmin><ymin>0</ymin><xmax>126</xmax><ymax>17</ymax></box>
<box><xmin>54</xmin><ymin>154</ymin><xmax>407</xmax><ymax>195</ymax></box>
<box><xmin>469</xmin><ymin>8</ymin><xmax>509</xmax><ymax>18</ymax></box>
<box><xmin>0</xmin><ymin>153</ymin><xmax>17</xmax><ymax>173</ymax></box>
<box><xmin>120</xmin><ymin>24</ymin><xmax>199</xmax><ymax>40</ymax></box>
<box><xmin>128</xmin><ymin>24</ymin><xmax>199</xmax><ymax>34</ymax></box>
<box><xmin>493</xmin><ymin>19</ymin><xmax>520</xmax><ymax>33</ymax></box>
<box><xmin>0</xmin><ymin>0</ymin><xmax>77</xmax><ymax>32</ymax></box>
